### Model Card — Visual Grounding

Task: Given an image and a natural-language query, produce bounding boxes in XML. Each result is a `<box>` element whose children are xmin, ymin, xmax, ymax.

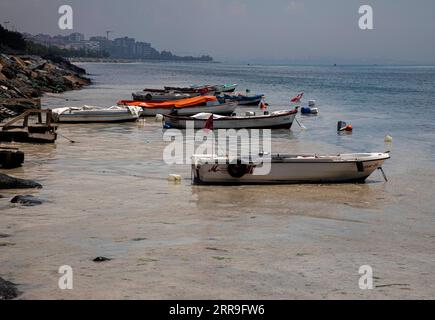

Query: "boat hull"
<box><xmin>219</xmin><ymin>84</ymin><xmax>237</xmax><ymax>93</ymax></box>
<box><xmin>192</xmin><ymin>153</ymin><xmax>390</xmax><ymax>184</ymax></box>
<box><xmin>237</xmin><ymin>97</ymin><xmax>262</xmax><ymax>105</ymax></box>
<box><xmin>142</xmin><ymin>102</ymin><xmax>237</xmax><ymax>117</ymax></box>
<box><xmin>56</xmin><ymin>111</ymin><xmax>140</xmax><ymax>123</ymax></box>
<box><xmin>163</xmin><ymin>110</ymin><xmax>296</xmax><ymax>129</ymax></box>
<box><xmin>132</xmin><ymin>92</ymin><xmax>198</xmax><ymax>102</ymax></box>
<box><xmin>223</xmin><ymin>94</ymin><xmax>263</xmax><ymax>106</ymax></box>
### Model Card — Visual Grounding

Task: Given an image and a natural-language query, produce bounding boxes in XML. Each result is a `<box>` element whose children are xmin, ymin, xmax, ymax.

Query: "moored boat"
<box><xmin>191</xmin><ymin>152</ymin><xmax>390</xmax><ymax>184</ymax></box>
<box><xmin>163</xmin><ymin>109</ymin><xmax>297</xmax><ymax>129</ymax></box>
<box><xmin>51</xmin><ymin>105</ymin><xmax>142</xmax><ymax>123</ymax></box>
<box><xmin>211</xmin><ymin>83</ymin><xmax>238</xmax><ymax>93</ymax></box>
<box><xmin>118</xmin><ymin>96</ymin><xmax>237</xmax><ymax>116</ymax></box>
<box><xmin>132</xmin><ymin>91</ymin><xmax>198</xmax><ymax>102</ymax></box>
<box><xmin>164</xmin><ymin>83</ymin><xmax>238</xmax><ymax>94</ymax></box>
<box><xmin>223</xmin><ymin>93</ymin><xmax>264</xmax><ymax>106</ymax></box>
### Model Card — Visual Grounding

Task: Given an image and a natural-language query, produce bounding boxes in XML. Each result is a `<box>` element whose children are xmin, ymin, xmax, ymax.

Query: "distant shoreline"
<box><xmin>68</xmin><ymin>57</ymin><xmax>220</xmax><ymax>64</ymax></box>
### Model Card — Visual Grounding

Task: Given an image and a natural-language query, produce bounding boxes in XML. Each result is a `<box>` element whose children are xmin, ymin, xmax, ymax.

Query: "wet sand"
<box><xmin>1</xmin><ymin>63</ymin><xmax>435</xmax><ymax>299</ymax></box>
<box><xmin>1</xmin><ymin>121</ymin><xmax>434</xmax><ymax>299</ymax></box>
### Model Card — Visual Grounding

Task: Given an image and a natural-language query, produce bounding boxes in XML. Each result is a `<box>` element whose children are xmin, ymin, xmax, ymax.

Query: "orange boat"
<box><xmin>117</xmin><ymin>96</ymin><xmax>237</xmax><ymax>116</ymax></box>
<box><xmin>118</xmin><ymin>96</ymin><xmax>217</xmax><ymax>108</ymax></box>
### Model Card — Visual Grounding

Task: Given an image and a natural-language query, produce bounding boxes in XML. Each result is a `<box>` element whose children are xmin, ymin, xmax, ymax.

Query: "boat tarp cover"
<box><xmin>118</xmin><ymin>96</ymin><xmax>217</xmax><ymax>109</ymax></box>
<box><xmin>51</xmin><ymin>105</ymin><xmax>142</xmax><ymax>121</ymax></box>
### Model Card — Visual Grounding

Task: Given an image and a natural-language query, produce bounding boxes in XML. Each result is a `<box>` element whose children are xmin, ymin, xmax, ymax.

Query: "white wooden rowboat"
<box><xmin>51</xmin><ymin>105</ymin><xmax>142</xmax><ymax>123</ymax></box>
<box><xmin>163</xmin><ymin>109</ymin><xmax>297</xmax><ymax>129</ymax></box>
<box><xmin>191</xmin><ymin>152</ymin><xmax>390</xmax><ymax>184</ymax></box>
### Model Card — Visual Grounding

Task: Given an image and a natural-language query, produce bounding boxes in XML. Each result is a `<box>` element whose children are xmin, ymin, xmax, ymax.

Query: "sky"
<box><xmin>1</xmin><ymin>0</ymin><xmax>434</xmax><ymax>64</ymax></box>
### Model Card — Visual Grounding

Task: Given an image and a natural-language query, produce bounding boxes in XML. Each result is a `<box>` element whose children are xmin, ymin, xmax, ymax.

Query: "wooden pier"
<box><xmin>0</xmin><ymin>98</ymin><xmax>57</xmax><ymax>143</ymax></box>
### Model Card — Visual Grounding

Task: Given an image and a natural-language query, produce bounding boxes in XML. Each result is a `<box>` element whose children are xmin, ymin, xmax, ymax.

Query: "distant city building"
<box><xmin>22</xmin><ymin>32</ymin><xmax>212</xmax><ymax>61</ymax></box>
<box><xmin>112</xmin><ymin>37</ymin><xmax>136</xmax><ymax>58</ymax></box>
<box><xmin>89</xmin><ymin>36</ymin><xmax>107</xmax><ymax>42</ymax></box>
<box><xmin>68</xmin><ymin>32</ymin><xmax>85</xmax><ymax>42</ymax></box>
<box><xmin>135</xmin><ymin>41</ymin><xmax>155</xmax><ymax>58</ymax></box>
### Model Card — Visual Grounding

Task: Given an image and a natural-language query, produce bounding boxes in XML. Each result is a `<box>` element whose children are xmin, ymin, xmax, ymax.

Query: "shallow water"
<box><xmin>1</xmin><ymin>62</ymin><xmax>434</xmax><ymax>299</ymax></box>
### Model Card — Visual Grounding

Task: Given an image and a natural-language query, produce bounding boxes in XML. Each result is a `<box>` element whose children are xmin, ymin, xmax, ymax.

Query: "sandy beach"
<box><xmin>1</xmin><ymin>62</ymin><xmax>435</xmax><ymax>299</ymax></box>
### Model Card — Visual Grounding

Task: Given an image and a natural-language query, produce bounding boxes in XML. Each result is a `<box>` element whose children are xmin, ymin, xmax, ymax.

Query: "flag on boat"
<box><xmin>290</xmin><ymin>92</ymin><xmax>304</xmax><ymax>103</ymax></box>
<box><xmin>203</xmin><ymin>114</ymin><xmax>214</xmax><ymax>131</ymax></box>
<box><xmin>260</xmin><ymin>100</ymin><xmax>267</xmax><ymax>110</ymax></box>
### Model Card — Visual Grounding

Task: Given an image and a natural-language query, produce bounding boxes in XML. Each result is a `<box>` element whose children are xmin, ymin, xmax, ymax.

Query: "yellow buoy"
<box><xmin>168</xmin><ymin>174</ymin><xmax>182</xmax><ymax>182</ymax></box>
<box><xmin>384</xmin><ymin>135</ymin><xmax>393</xmax><ymax>143</ymax></box>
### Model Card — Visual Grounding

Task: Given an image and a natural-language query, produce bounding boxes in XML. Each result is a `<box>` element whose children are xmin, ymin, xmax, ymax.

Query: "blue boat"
<box><xmin>223</xmin><ymin>92</ymin><xmax>264</xmax><ymax>106</ymax></box>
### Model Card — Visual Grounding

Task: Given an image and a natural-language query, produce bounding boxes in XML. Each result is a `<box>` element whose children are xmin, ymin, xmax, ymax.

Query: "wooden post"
<box><xmin>46</xmin><ymin>109</ymin><xmax>52</xmax><ymax>126</ymax></box>
<box><xmin>37</xmin><ymin>98</ymin><xmax>42</xmax><ymax>124</ymax></box>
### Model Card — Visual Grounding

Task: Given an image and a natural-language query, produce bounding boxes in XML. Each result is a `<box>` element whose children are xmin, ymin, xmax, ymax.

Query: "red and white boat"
<box><xmin>191</xmin><ymin>152</ymin><xmax>390</xmax><ymax>184</ymax></box>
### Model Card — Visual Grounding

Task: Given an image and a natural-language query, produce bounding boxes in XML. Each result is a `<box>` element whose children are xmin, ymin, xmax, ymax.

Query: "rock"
<box><xmin>10</xmin><ymin>195</ymin><xmax>43</xmax><ymax>206</ymax></box>
<box><xmin>0</xmin><ymin>277</ymin><xmax>20</xmax><ymax>300</ymax></box>
<box><xmin>93</xmin><ymin>257</ymin><xmax>111</xmax><ymax>262</ymax></box>
<box><xmin>0</xmin><ymin>149</ymin><xmax>24</xmax><ymax>169</ymax></box>
<box><xmin>131</xmin><ymin>237</ymin><xmax>147</xmax><ymax>242</ymax></box>
<box><xmin>0</xmin><ymin>173</ymin><xmax>42</xmax><ymax>189</ymax></box>
<box><xmin>0</xmin><ymin>53</ymin><xmax>90</xmax><ymax>102</ymax></box>
<box><xmin>0</xmin><ymin>242</ymin><xmax>15</xmax><ymax>247</ymax></box>
<box><xmin>0</xmin><ymin>233</ymin><xmax>11</xmax><ymax>238</ymax></box>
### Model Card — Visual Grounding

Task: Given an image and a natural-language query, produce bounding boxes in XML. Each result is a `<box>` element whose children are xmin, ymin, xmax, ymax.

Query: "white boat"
<box><xmin>214</xmin><ymin>83</ymin><xmax>238</xmax><ymax>93</ymax></box>
<box><xmin>163</xmin><ymin>109</ymin><xmax>297</xmax><ymax>129</ymax></box>
<box><xmin>191</xmin><ymin>152</ymin><xmax>390</xmax><ymax>184</ymax></box>
<box><xmin>51</xmin><ymin>105</ymin><xmax>142</xmax><ymax>123</ymax></box>
<box><xmin>141</xmin><ymin>102</ymin><xmax>237</xmax><ymax>117</ymax></box>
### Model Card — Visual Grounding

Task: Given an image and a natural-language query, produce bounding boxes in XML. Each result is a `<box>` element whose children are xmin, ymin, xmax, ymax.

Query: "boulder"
<box><xmin>10</xmin><ymin>195</ymin><xmax>43</xmax><ymax>206</ymax></box>
<box><xmin>93</xmin><ymin>257</ymin><xmax>112</xmax><ymax>262</ymax></box>
<box><xmin>0</xmin><ymin>173</ymin><xmax>42</xmax><ymax>189</ymax></box>
<box><xmin>0</xmin><ymin>277</ymin><xmax>20</xmax><ymax>300</ymax></box>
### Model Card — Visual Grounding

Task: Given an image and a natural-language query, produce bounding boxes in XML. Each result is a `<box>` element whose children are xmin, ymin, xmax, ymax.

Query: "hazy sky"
<box><xmin>1</xmin><ymin>0</ymin><xmax>434</xmax><ymax>64</ymax></box>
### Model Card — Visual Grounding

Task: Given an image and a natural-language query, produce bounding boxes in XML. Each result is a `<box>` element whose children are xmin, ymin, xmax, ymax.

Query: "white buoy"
<box><xmin>155</xmin><ymin>114</ymin><xmax>164</xmax><ymax>121</ymax></box>
<box><xmin>384</xmin><ymin>135</ymin><xmax>393</xmax><ymax>143</ymax></box>
<box><xmin>168</xmin><ymin>174</ymin><xmax>182</xmax><ymax>182</ymax></box>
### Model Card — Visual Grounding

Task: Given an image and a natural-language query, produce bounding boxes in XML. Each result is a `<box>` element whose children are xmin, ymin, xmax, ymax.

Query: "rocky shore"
<box><xmin>0</xmin><ymin>277</ymin><xmax>20</xmax><ymax>300</ymax></box>
<box><xmin>0</xmin><ymin>53</ymin><xmax>91</xmax><ymax>119</ymax></box>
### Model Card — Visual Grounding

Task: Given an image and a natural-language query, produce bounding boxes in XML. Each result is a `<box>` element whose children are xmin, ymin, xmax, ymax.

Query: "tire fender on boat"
<box><xmin>227</xmin><ymin>163</ymin><xmax>248</xmax><ymax>178</ymax></box>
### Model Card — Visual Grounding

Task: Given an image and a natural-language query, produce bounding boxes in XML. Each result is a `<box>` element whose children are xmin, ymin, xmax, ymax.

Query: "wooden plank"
<box><xmin>1</xmin><ymin>109</ymin><xmax>51</xmax><ymax>129</ymax></box>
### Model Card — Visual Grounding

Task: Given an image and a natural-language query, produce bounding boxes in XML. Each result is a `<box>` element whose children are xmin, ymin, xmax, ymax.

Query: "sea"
<box><xmin>1</xmin><ymin>62</ymin><xmax>434</xmax><ymax>299</ymax></box>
